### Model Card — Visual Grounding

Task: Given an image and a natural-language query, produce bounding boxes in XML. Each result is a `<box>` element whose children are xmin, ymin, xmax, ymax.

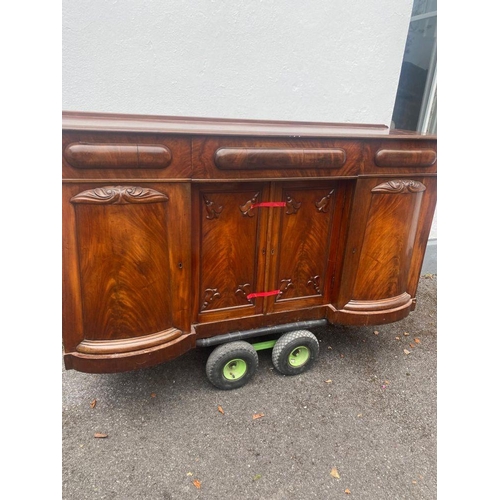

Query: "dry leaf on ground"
<box><xmin>325</xmin><ymin>379</ymin><xmax>332</xmax><ymax>383</ymax></box>
<box><xmin>373</xmin><ymin>330</ymin><xmax>379</xmax><ymax>335</ymax></box>
<box><xmin>404</xmin><ymin>349</ymin><xmax>411</xmax><ymax>355</ymax></box>
<box><xmin>414</xmin><ymin>338</ymin><xmax>421</xmax><ymax>344</ymax></box>
<box><xmin>403</xmin><ymin>332</ymin><xmax>410</xmax><ymax>336</ymax></box>
<box><xmin>330</xmin><ymin>468</ymin><xmax>340</xmax><ymax>479</ymax></box>
<box><xmin>90</xmin><ymin>399</ymin><xmax>96</xmax><ymax>408</ymax></box>
<box><xmin>193</xmin><ymin>479</ymin><xmax>201</xmax><ymax>489</ymax></box>
<box><xmin>217</xmin><ymin>405</ymin><xmax>225</xmax><ymax>415</ymax></box>
<box><xmin>94</xmin><ymin>433</ymin><xmax>107</xmax><ymax>438</ymax></box>
<box><xmin>345</xmin><ymin>488</ymin><xmax>351</xmax><ymax>494</ymax></box>
<box><xmin>186</xmin><ymin>472</ymin><xmax>193</xmax><ymax>476</ymax></box>
<box><xmin>151</xmin><ymin>393</ymin><xmax>156</xmax><ymax>398</ymax></box>
<box><xmin>252</xmin><ymin>413</ymin><xmax>265</xmax><ymax>420</ymax></box>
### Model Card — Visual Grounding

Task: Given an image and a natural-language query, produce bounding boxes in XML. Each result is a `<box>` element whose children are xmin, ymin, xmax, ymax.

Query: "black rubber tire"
<box><xmin>206</xmin><ymin>341</ymin><xmax>259</xmax><ymax>390</ymax></box>
<box><xmin>272</xmin><ymin>330</ymin><xmax>319</xmax><ymax>376</ymax></box>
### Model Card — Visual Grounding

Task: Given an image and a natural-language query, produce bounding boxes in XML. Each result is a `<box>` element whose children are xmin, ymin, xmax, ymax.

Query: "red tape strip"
<box><xmin>246</xmin><ymin>290</ymin><xmax>281</xmax><ymax>299</ymax></box>
<box><xmin>250</xmin><ymin>202</ymin><xmax>287</xmax><ymax>208</ymax></box>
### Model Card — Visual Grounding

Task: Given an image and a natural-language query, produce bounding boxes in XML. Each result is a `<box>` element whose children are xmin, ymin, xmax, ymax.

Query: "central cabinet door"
<box><xmin>193</xmin><ymin>181</ymin><xmax>347</xmax><ymax>324</ymax></box>
<box><xmin>264</xmin><ymin>181</ymin><xmax>346</xmax><ymax>314</ymax></box>
<box><xmin>193</xmin><ymin>183</ymin><xmax>270</xmax><ymax>322</ymax></box>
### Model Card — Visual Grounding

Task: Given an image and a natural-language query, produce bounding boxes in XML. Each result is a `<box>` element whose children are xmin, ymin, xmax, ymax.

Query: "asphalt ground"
<box><xmin>62</xmin><ymin>275</ymin><xmax>437</xmax><ymax>500</ymax></box>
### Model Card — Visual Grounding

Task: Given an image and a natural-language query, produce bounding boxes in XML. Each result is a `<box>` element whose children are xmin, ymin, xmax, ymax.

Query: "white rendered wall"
<box><xmin>62</xmin><ymin>0</ymin><xmax>414</xmax><ymax>126</ymax></box>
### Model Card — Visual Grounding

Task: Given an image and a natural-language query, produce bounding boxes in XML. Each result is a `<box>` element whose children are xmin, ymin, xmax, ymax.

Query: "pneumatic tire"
<box><xmin>272</xmin><ymin>330</ymin><xmax>319</xmax><ymax>376</ymax></box>
<box><xmin>206</xmin><ymin>341</ymin><xmax>259</xmax><ymax>390</ymax></box>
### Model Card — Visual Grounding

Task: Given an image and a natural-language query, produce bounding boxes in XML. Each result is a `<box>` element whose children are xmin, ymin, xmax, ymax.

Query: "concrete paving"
<box><xmin>62</xmin><ymin>275</ymin><xmax>437</xmax><ymax>500</ymax></box>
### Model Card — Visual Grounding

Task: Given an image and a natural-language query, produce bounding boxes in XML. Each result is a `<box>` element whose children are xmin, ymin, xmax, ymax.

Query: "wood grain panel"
<box><xmin>349</xmin><ymin>180</ymin><xmax>424</xmax><ymax>303</ymax></box>
<box><xmin>193</xmin><ymin>137</ymin><xmax>362</xmax><ymax>180</ymax></box>
<box><xmin>362</xmin><ymin>139</ymin><xmax>437</xmax><ymax>175</ymax></box>
<box><xmin>375</xmin><ymin>149</ymin><xmax>436</xmax><ymax>168</ymax></box>
<box><xmin>197</xmin><ymin>185</ymin><xmax>267</xmax><ymax>317</ymax></box>
<box><xmin>265</xmin><ymin>182</ymin><xmax>347</xmax><ymax>314</ymax></box>
<box><xmin>275</xmin><ymin>187</ymin><xmax>335</xmax><ymax>299</ymax></box>
<box><xmin>74</xmin><ymin>191</ymin><xmax>172</xmax><ymax>340</ymax></box>
<box><xmin>214</xmin><ymin>148</ymin><xmax>346</xmax><ymax>170</ymax></box>
<box><xmin>62</xmin><ymin>131</ymin><xmax>191</xmax><ymax>180</ymax></box>
<box><xmin>62</xmin><ymin>184</ymin><xmax>85</xmax><ymax>352</ymax></box>
<box><xmin>64</xmin><ymin>143</ymin><xmax>172</xmax><ymax>169</ymax></box>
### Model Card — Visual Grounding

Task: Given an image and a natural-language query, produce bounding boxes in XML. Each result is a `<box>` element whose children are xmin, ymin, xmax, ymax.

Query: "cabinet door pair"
<box><xmin>192</xmin><ymin>181</ymin><xmax>349</xmax><ymax>324</ymax></box>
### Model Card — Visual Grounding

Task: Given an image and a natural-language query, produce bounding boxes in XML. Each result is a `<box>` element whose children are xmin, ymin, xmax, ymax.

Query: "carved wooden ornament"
<box><xmin>71</xmin><ymin>186</ymin><xmax>169</xmax><ymax>205</ymax></box>
<box><xmin>371</xmin><ymin>180</ymin><xmax>426</xmax><ymax>194</ymax></box>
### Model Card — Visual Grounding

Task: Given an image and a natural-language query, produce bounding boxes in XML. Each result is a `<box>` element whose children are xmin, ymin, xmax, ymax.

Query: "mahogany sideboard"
<box><xmin>62</xmin><ymin>111</ymin><xmax>437</xmax><ymax>387</ymax></box>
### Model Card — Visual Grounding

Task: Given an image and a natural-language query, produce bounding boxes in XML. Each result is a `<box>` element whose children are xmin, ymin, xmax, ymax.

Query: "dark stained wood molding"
<box><xmin>342</xmin><ymin>292</ymin><xmax>412</xmax><ymax>312</ymax></box>
<box><xmin>62</xmin><ymin>111</ymin><xmax>419</xmax><ymax>138</ymax></box>
<box><xmin>65</xmin><ymin>333</ymin><xmax>196</xmax><ymax>374</ymax></box>
<box><xmin>375</xmin><ymin>149</ymin><xmax>437</xmax><ymax>168</ymax></box>
<box><xmin>64</xmin><ymin>143</ymin><xmax>172</xmax><ymax>169</ymax></box>
<box><xmin>76</xmin><ymin>328</ymin><xmax>182</xmax><ymax>354</ymax></box>
<box><xmin>214</xmin><ymin>148</ymin><xmax>346</xmax><ymax>170</ymax></box>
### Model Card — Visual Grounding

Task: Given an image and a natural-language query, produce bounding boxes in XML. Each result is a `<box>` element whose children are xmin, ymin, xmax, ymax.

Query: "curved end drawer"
<box><xmin>375</xmin><ymin>149</ymin><xmax>437</xmax><ymax>168</ymax></box>
<box><xmin>64</xmin><ymin>143</ymin><xmax>172</xmax><ymax>169</ymax></box>
<box><xmin>214</xmin><ymin>147</ymin><xmax>346</xmax><ymax>170</ymax></box>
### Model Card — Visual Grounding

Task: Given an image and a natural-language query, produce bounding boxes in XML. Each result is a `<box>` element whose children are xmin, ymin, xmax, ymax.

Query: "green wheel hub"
<box><xmin>288</xmin><ymin>346</ymin><xmax>310</xmax><ymax>367</ymax></box>
<box><xmin>223</xmin><ymin>359</ymin><xmax>247</xmax><ymax>380</ymax></box>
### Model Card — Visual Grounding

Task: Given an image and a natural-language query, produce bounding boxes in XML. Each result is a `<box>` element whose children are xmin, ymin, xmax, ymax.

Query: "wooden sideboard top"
<box><xmin>62</xmin><ymin>111</ymin><xmax>435</xmax><ymax>140</ymax></box>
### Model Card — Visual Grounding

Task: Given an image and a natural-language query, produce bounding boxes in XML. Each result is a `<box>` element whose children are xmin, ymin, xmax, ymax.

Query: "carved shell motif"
<box><xmin>70</xmin><ymin>186</ymin><xmax>169</xmax><ymax>205</ymax></box>
<box><xmin>371</xmin><ymin>180</ymin><xmax>426</xmax><ymax>194</ymax></box>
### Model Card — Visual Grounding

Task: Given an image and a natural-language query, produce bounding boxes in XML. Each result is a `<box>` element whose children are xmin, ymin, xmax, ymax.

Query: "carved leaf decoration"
<box><xmin>307</xmin><ymin>275</ymin><xmax>322</xmax><ymax>295</ymax></box>
<box><xmin>71</xmin><ymin>186</ymin><xmax>169</xmax><ymax>205</ymax></box>
<box><xmin>371</xmin><ymin>180</ymin><xmax>426</xmax><ymax>194</ymax></box>
<box><xmin>276</xmin><ymin>278</ymin><xmax>294</xmax><ymax>301</ymax></box>
<box><xmin>285</xmin><ymin>196</ymin><xmax>301</xmax><ymax>215</ymax></box>
<box><xmin>235</xmin><ymin>283</ymin><xmax>253</xmax><ymax>304</ymax></box>
<box><xmin>315</xmin><ymin>189</ymin><xmax>335</xmax><ymax>213</ymax></box>
<box><xmin>201</xmin><ymin>288</ymin><xmax>221</xmax><ymax>311</ymax></box>
<box><xmin>239</xmin><ymin>193</ymin><xmax>260</xmax><ymax>217</ymax></box>
<box><xmin>203</xmin><ymin>195</ymin><xmax>223</xmax><ymax>219</ymax></box>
